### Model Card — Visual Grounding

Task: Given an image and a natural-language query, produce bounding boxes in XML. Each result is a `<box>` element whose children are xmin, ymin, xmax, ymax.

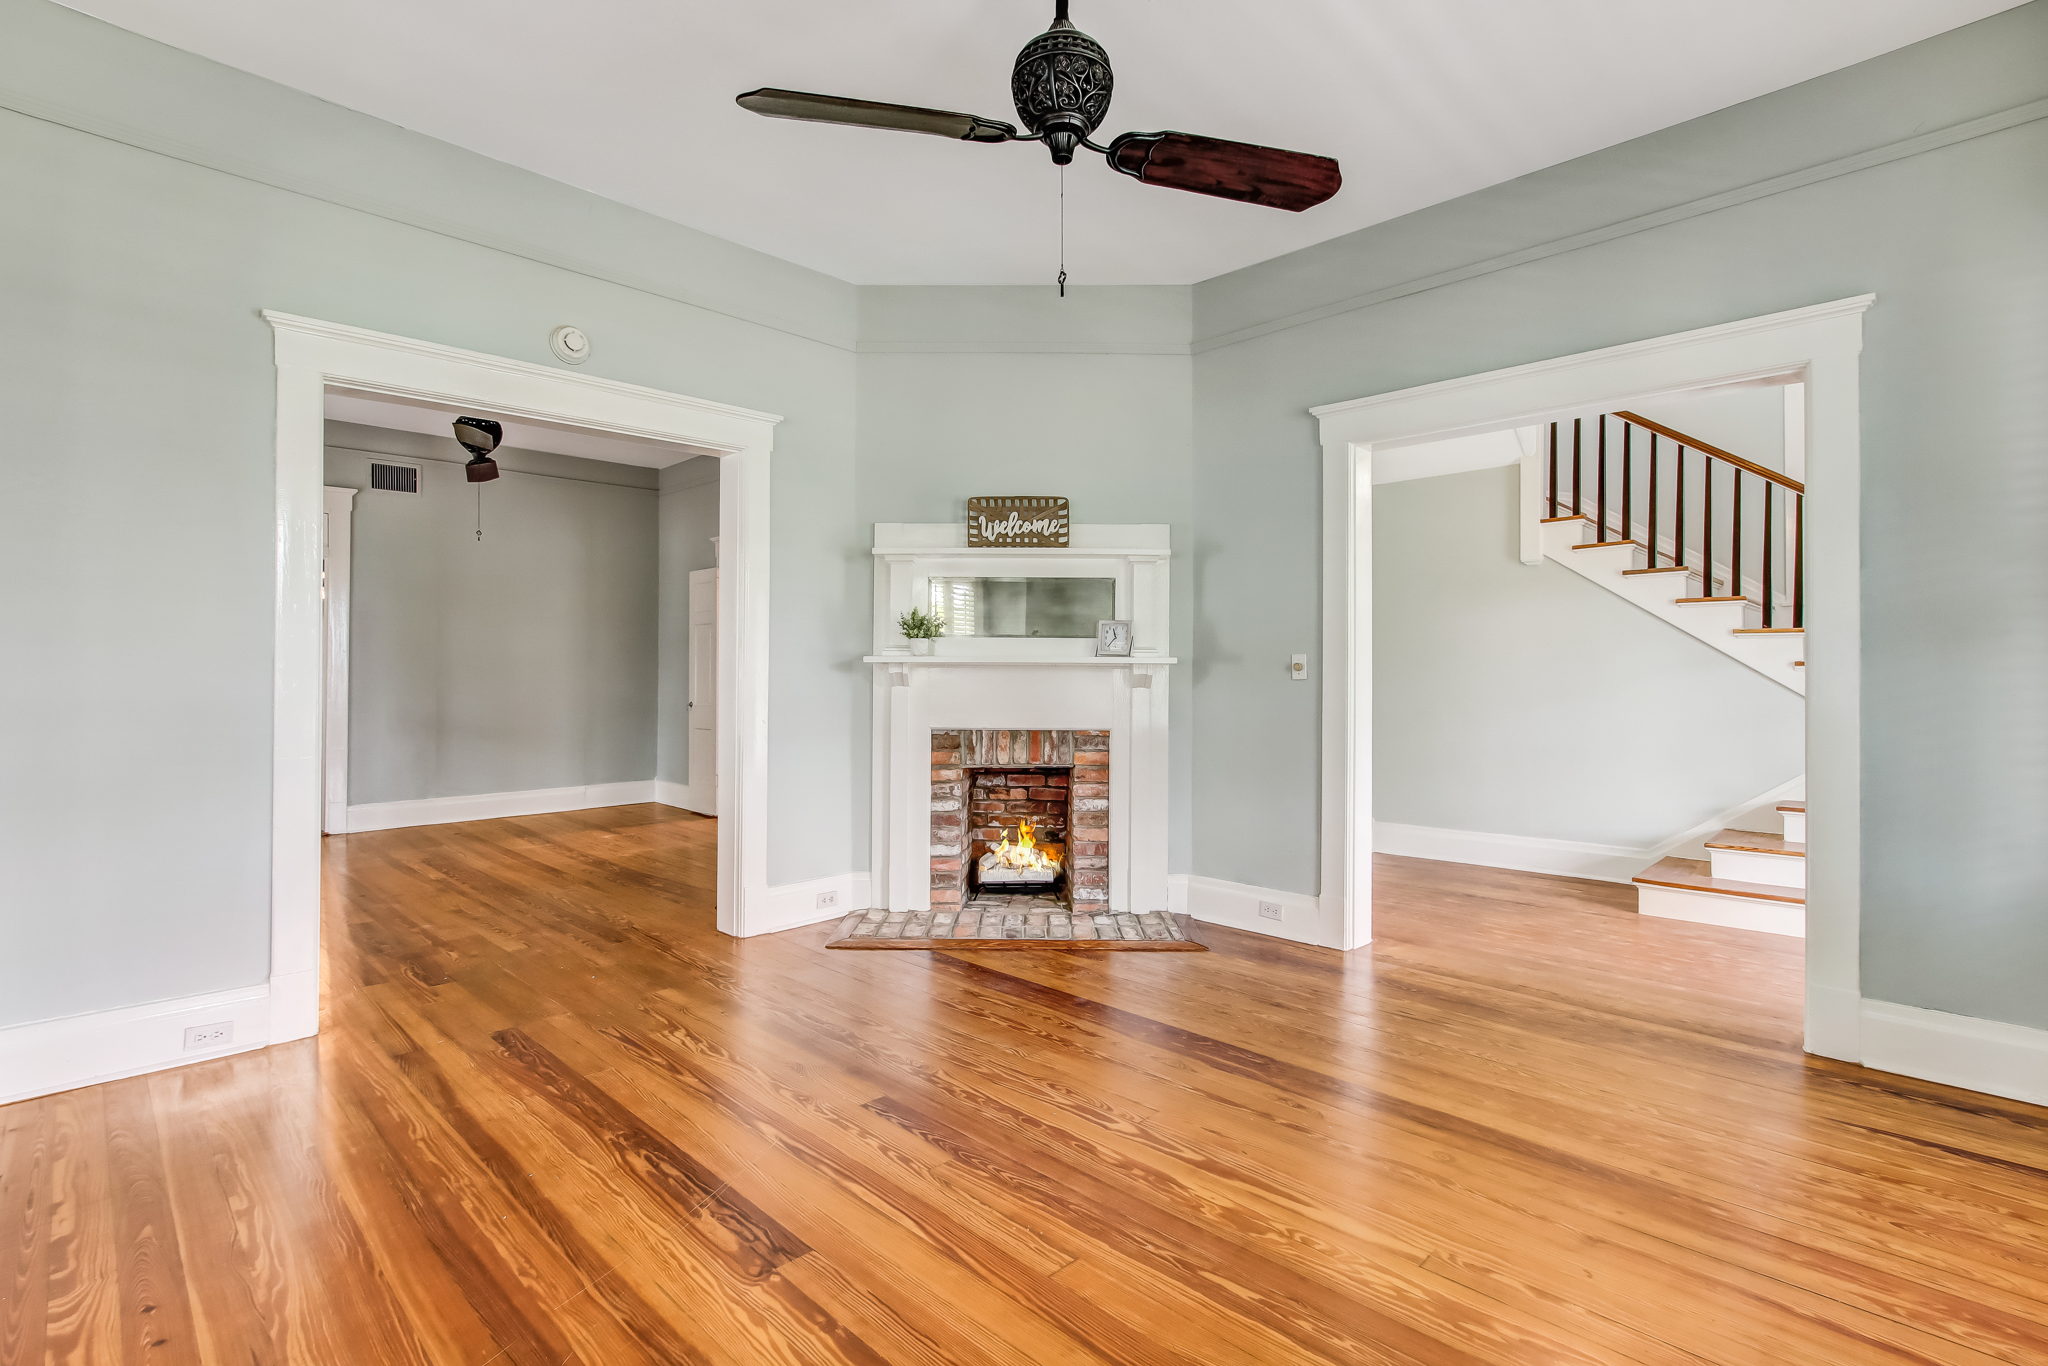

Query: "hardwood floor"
<box><xmin>6</xmin><ymin>804</ymin><xmax>2048</xmax><ymax>1364</ymax></box>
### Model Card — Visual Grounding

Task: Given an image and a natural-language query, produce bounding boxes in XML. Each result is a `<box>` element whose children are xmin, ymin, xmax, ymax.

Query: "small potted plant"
<box><xmin>898</xmin><ymin>607</ymin><xmax>945</xmax><ymax>656</ymax></box>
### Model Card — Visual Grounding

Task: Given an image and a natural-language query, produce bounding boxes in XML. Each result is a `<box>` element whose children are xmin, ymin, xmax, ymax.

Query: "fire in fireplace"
<box><xmin>978</xmin><ymin>817</ymin><xmax>1064</xmax><ymax>891</ymax></box>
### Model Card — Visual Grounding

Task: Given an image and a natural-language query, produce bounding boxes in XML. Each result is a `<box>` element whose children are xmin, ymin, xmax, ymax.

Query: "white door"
<box><xmin>687</xmin><ymin>568</ymin><xmax>718</xmax><ymax>813</ymax></box>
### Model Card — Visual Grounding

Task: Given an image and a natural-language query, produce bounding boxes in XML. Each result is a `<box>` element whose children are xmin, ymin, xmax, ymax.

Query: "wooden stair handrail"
<box><xmin>1611</xmin><ymin>411</ymin><xmax>1804</xmax><ymax>493</ymax></box>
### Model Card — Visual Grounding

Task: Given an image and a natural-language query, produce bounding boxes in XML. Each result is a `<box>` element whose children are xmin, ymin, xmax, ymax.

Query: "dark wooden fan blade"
<box><xmin>737</xmin><ymin>89</ymin><xmax>1017</xmax><ymax>143</ymax></box>
<box><xmin>1105</xmin><ymin>132</ymin><xmax>1340</xmax><ymax>211</ymax></box>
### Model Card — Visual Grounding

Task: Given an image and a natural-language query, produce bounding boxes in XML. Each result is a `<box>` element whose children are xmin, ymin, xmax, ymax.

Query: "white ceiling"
<box><xmin>326</xmin><ymin>391</ymin><xmax>702</xmax><ymax>469</ymax></box>
<box><xmin>63</xmin><ymin>0</ymin><xmax>2020</xmax><ymax>284</ymax></box>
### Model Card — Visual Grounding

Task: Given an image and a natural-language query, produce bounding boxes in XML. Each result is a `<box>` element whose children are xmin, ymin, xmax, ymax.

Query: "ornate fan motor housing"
<box><xmin>1010</xmin><ymin>5</ymin><xmax>1112</xmax><ymax>165</ymax></box>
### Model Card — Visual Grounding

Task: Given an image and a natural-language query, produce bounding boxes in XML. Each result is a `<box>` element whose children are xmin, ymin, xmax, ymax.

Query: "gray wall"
<box><xmin>324</xmin><ymin>422</ymin><xmax>659</xmax><ymax>804</ymax></box>
<box><xmin>657</xmin><ymin>459</ymin><xmax>720</xmax><ymax>785</ymax></box>
<box><xmin>854</xmin><ymin>286</ymin><xmax>1198</xmax><ymax>868</ymax></box>
<box><xmin>0</xmin><ymin>0</ymin><xmax>861</xmax><ymax>1029</ymax></box>
<box><xmin>1374</xmin><ymin>467</ymin><xmax>1802</xmax><ymax>848</ymax></box>
<box><xmin>1190</xmin><ymin>4</ymin><xmax>2048</xmax><ymax>1029</ymax></box>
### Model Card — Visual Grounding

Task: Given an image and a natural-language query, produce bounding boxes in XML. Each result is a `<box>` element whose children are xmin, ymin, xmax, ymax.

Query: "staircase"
<box><xmin>1633</xmin><ymin>800</ymin><xmax>1805</xmax><ymax>936</ymax></box>
<box><xmin>1537</xmin><ymin>411</ymin><xmax>1804</xmax><ymax>695</ymax></box>
<box><xmin>1536</xmin><ymin>411</ymin><xmax>1807</xmax><ymax>935</ymax></box>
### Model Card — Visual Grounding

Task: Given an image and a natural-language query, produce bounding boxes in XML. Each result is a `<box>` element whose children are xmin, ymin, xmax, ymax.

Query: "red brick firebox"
<box><xmin>930</xmin><ymin>729</ymin><xmax>1109</xmax><ymax>911</ymax></box>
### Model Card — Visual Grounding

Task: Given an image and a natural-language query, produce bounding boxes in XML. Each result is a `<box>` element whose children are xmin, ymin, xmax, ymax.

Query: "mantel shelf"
<box><xmin>862</xmin><ymin>655</ymin><xmax>1177</xmax><ymax>667</ymax></box>
<box><xmin>872</xmin><ymin>547</ymin><xmax>1170</xmax><ymax>559</ymax></box>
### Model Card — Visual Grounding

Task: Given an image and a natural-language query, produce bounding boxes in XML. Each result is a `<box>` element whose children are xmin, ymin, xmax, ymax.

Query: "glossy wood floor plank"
<box><xmin>6</xmin><ymin>804</ymin><xmax>2048</xmax><ymax>1365</ymax></box>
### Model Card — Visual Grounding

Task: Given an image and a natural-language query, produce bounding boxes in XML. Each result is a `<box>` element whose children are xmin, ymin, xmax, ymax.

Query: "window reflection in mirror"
<box><xmin>930</xmin><ymin>577</ymin><xmax>1116</xmax><ymax>639</ymax></box>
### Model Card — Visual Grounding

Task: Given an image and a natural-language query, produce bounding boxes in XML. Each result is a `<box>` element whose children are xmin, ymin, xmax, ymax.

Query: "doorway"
<box><xmin>317</xmin><ymin>396</ymin><xmax>720</xmax><ymax>839</ymax></box>
<box><xmin>1314</xmin><ymin>296</ymin><xmax>1870</xmax><ymax>1062</ymax></box>
<box><xmin>266</xmin><ymin>312</ymin><xmax>778</xmax><ymax>1048</ymax></box>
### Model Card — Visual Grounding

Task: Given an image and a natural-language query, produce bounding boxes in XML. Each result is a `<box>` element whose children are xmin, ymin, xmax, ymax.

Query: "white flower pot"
<box><xmin>909</xmin><ymin>637</ymin><xmax>935</xmax><ymax>656</ymax></box>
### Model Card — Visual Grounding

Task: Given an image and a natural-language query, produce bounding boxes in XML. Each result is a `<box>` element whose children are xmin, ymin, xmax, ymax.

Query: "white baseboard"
<box><xmin>749</xmin><ymin>871</ymin><xmax>873</xmax><ymax>937</ymax></box>
<box><xmin>0</xmin><ymin>983</ymin><xmax>274</xmax><ymax>1106</ymax></box>
<box><xmin>1374</xmin><ymin>821</ymin><xmax>1646</xmax><ymax>882</ymax></box>
<box><xmin>654</xmin><ymin>778</ymin><xmax>714</xmax><ymax>816</ymax></box>
<box><xmin>344</xmin><ymin>779</ymin><xmax>659</xmax><ymax>833</ymax></box>
<box><xmin>1859</xmin><ymin>1000</ymin><xmax>2048</xmax><ymax>1108</ymax></box>
<box><xmin>1172</xmin><ymin>874</ymin><xmax>1328</xmax><ymax>947</ymax></box>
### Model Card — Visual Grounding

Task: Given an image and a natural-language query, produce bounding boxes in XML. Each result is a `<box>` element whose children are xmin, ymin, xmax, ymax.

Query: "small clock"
<box><xmin>1094</xmin><ymin>619</ymin><xmax>1133</xmax><ymax>658</ymax></box>
<box><xmin>549</xmin><ymin>324</ymin><xmax>592</xmax><ymax>366</ymax></box>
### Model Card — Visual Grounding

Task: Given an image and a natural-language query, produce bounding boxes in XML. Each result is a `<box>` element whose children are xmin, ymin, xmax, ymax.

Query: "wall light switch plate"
<box><xmin>1289</xmin><ymin>654</ymin><xmax>1309</xmax><ymax>681</ymax></box>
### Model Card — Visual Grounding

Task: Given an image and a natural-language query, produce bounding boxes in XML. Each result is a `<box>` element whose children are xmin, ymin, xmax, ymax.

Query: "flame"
<box><xmin>985</xmin><ymin>817</ymin><xmax>1061</xmax><ymax>873</ymax></box>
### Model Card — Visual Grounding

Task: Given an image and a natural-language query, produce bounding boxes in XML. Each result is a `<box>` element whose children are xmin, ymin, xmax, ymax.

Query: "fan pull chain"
<box><xmin>1057</xmin><ymin>165</ymin><xmax>1067</xmax><ymax>298</ymax></box>
<box><xmin>476</xmin><ymin>483</ymin><xmax>484</xmax><ymax>542</ymax></box>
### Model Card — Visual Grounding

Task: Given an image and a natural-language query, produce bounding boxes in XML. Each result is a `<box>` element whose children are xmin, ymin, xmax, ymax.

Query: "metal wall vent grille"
<box><xmin>369</xmin><ymin>463</ymin><xmax>420</xmax><ymax>494</ymax></box>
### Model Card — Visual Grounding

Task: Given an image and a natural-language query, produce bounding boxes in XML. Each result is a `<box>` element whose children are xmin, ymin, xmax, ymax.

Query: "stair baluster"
<box><xmin>1646</xmin><ymin>433</ymin><xmax>1660</xmax><ymax>569</ymax></box>
<box><xmin>1547</xmin><ymin>422</ymin><xmax>1559</xmax><ymax>518</ymax></box>
<box><xmin>1596</xmin><ymin>415</ymin><xmax>1608</xmax><ymax>543</ymax></box>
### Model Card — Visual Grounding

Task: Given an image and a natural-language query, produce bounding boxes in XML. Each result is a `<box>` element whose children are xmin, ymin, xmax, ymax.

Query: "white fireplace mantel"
<box><xmin>867</xmin><ymin>523</ymin><xmax>1173</xmax><ymax>914</ymax></box>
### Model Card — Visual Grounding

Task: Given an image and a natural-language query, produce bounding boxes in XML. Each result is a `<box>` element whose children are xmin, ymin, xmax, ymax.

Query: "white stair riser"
<box><xmin>1637</xmin><ymin>884</ymin><xmax>1805</xmax><ymax>937</ymax></box>
<box><xmin>1781</xmin><ymin>810</ymin><xmax>1806</xmax><ymax>842</ymax></box>
<box><xmin>1670</xmin><ymin>601</ymin><xmax>1747</xmax><ymax>634</ymax></box>
<box><xmin>1539</xmin><ymin>520</ymin><xmax>1803</xmax><ymax>695</ymax></box>
<box><xmin>1707</xmin><ymin>846</ymin><xmax>1807</xmax><ymax>889</ymax></box>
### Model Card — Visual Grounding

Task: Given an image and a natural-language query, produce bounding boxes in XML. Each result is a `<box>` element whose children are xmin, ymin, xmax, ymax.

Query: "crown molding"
<box><xmin>1195</xmin><ymin>97</ymin><xmax>2048</xmax><ymax>355</ymax></box>
<box><xmin>0</xmin><ymin>88</ymin><xmax>859</xmax><ymax>352</ymax></box>
<box><xmin>856</xmin><ymin>339</ymin><xmax>1192</xmax><ymax>357</ymax></box>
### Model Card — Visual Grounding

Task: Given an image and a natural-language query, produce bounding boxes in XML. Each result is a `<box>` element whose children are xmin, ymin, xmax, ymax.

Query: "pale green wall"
<box><xmin>1374</xmin><ymin>467</ymin><xmax>1802</xmax><ymax>846</ymax></box>
<box><xmin>324</xmin><ymin>422</ymin><xmax>660</xmax><ymax>805</ymax></box>
<box><xmin>657</xmin><ymin>460</ymin><xmax>720</xmax><ymax>785</ymax></box>
<box><xmin>0</xmin><ymin>0</ymin><xmax>861</xmax><ymax>1028</ymax></box>
<box><xmin>854</xmin><ymin>286</ymin><xmax>1197</xmax><ymax>867</ymax></box>
<box><xmin>1190</xmin><ymin>4</ymin><xmax>2048</xmax><ymax>1029</ymax></box>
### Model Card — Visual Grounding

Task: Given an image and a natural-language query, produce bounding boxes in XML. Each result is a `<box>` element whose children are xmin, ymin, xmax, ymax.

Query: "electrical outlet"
<box><xmin>183</xmin><ymin>1022</ymin><xmax>233</xmax><ymax>1051</ymax></box>
<box><xmin>816</xmin><ymin>889</ymin><xmax>840</xmax><ymax>910</ymax></box>
<box><xmin>1258</xmin><ymin>901</ymin><xmax>1284</xmax><ymax>922</ymax></box>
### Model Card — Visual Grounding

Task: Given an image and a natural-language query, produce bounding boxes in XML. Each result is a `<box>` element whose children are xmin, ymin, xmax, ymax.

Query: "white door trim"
<box><xmin>267</xmin><ymin>312</ymin><xmax>780</xmax><ymax>1046</ymax></box>
<box><xmin>1313</xmin><ymin>294</ymin><xmax>1871</xmax><ymax>1060</ymax></box>
<box><xmin>321</xmin><ymin>486</ymin><xmax>357</xmax><ymax>834</ymax></box>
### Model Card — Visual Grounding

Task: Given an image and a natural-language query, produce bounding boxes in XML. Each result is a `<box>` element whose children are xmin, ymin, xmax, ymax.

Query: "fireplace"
<box><xmin>931</xmin><ymin>729</ymin><xmax>1109</xmax><ymax>912</ymax></box>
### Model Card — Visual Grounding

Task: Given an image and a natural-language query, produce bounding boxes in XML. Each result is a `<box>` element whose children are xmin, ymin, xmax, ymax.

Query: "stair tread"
<box><xmin>1540</xmin><ymin>515</ymin><xmax>1595</xmax><ymax>524</ymax></box>
<box><xmin>1733</xmin><ymin>627</ymin><xmax>1804</xmax><ymax>635</ymax></box>
<box><xmin>1621</xmin><ymin>566</ymin><xmax>1692</xmax><ymax>576</ymax></box>
<box><xmin>1673</xmin><ymin>595</ymin><xmax>1747</xmax><ymax>605</ymax></box>
<box><xmin>1777</xmin><ymin>801</ymin><xmax>1806</xmax><ymax>813</ymax></box>
<box><xmin>1633</xmin><ymin>856</ymin><xmax>1805</xmax><ymax>905</ymax></box>
<box><xmin>1572</xmin><ymin>539</ymin><xmax>1638</xmax><ymax>550</ymax></box>
<box><xmin>1704</xmin><ymin>828</ymin><xmax>1806</xmax><ymax>857</ymax></box>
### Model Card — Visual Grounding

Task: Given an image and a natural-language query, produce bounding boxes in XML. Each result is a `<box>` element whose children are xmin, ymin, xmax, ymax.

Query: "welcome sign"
<box><xmin>966</xmin><ymin>496</ymin><xmax>1070</xmax><ymax>547</ymax></box>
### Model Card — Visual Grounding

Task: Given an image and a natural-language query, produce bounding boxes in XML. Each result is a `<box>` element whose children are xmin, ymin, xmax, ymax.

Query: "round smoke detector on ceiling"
<box><xmin>549</xmin><ymin>324</ymin><xmax>592</xmax><ymax>366</ymax></box>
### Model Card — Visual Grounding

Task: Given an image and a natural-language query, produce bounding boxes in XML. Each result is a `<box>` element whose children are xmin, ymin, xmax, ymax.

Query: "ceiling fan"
<box><xmin>736</xmin><ymin>1</ymin><xmax>1341</xmax><ymax>214</ymax></box>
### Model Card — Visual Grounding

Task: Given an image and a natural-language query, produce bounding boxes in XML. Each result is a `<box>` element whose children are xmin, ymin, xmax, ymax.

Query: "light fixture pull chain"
<box><xmin>476</xmin><ymin>483</ymin><xmax>483</xmax><ymax>541</ymax></box>
<box><xmin>1057</xmin><ymin>165</ymin><xmax>1067</xmax><ymax>299</ymax></box>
